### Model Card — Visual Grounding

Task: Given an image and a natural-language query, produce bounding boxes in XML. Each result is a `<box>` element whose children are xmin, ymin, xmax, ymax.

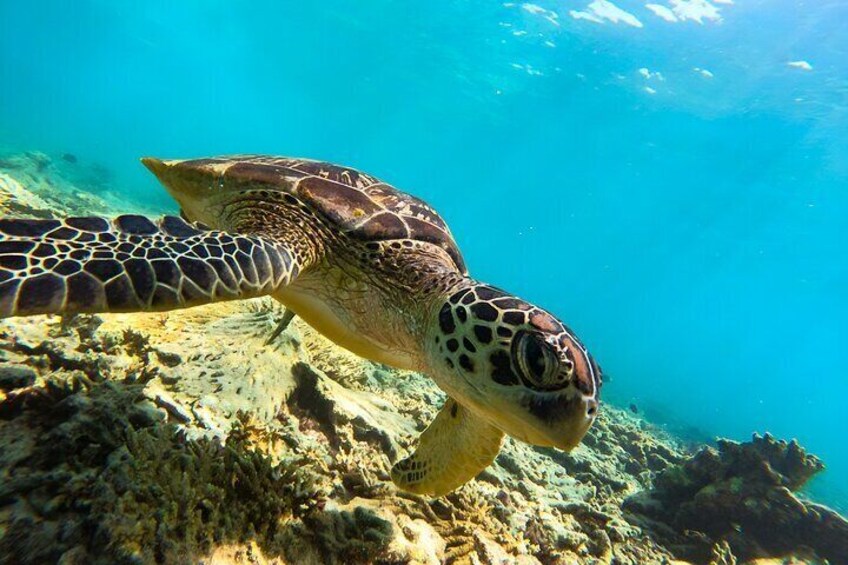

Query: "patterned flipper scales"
<box><xmin>0</xmin><ymin>215</ymin><xmax>299</xmax><ymax>317</ymax></box>
<box><xmin>391</xmin><ymin>398</ymin><xmax>505</xmax><ymax>497</ymax></box>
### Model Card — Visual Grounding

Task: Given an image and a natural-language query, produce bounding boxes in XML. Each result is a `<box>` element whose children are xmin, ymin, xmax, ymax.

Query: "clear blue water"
<box><xmin>1</xmin><ymin>0</ymin><xmax>846</xmax><ymax>509</ymax></box>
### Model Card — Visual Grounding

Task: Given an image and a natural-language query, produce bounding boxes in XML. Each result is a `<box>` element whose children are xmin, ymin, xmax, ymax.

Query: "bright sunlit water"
<box><xmin>1</xmin><ymin>0</ymin><xmax>846</xmax><ymax>509</ymax></box>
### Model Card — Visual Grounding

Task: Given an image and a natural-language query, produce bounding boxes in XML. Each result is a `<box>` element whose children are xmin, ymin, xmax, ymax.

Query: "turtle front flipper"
<box><xmin>0</xmin><ymin>215</ymin><xmax>300</xmax><ymax>318</ymax></box>
<box><xmin>391</xmin><ymin>398</ymin><xmax>504</xmax><ymax>497</ymax></box>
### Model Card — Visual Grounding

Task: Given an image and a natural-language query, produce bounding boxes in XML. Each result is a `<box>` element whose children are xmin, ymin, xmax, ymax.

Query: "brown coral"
<box><xmin>625</xmin><ymin>433</ymin><xmax>847</xmax><ymax>564</ymax></box>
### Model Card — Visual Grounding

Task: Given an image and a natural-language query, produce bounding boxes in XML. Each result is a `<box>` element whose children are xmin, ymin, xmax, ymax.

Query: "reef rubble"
<box><xmin>0</xmin><ymin>152</ymin><xmax>845</xmax><ymax>564</ymax></box>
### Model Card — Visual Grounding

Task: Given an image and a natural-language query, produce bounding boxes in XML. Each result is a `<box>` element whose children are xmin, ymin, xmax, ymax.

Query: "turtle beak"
<box><xmin>141</xmin><ymin>156</ymin><xmax>168</xmax><ymax>177</ymax></box>
<box><xmin>549</xmin><ymin>397</ymin><xmax>598</xmax><ymax>451</ymax></box>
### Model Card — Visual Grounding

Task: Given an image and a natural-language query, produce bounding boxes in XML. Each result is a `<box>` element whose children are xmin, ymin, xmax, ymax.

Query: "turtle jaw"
<box><xmin>500</xmin><ymin>388</ymin><xmax>598</xmax><ymax>451</ymax></box>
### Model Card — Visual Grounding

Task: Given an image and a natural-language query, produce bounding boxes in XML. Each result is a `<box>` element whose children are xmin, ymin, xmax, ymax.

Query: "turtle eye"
<box><xmin>512</xmin><ymin>330</ymin><xmax>562</xmax><ymax>390</ymax></box>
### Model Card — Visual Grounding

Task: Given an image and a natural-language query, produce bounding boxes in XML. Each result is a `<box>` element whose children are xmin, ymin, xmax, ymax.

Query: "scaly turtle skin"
<box><xmin>0</xmin><ymin>156</ymin><xmax>601</xmax><ymax>496</ymax></box>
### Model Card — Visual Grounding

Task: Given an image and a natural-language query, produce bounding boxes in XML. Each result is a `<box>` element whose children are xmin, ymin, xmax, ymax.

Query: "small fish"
<box><xmin>61</xmin><ymin>153</ymin><xmax>78</xmax><ymax>164</ymax></box>
<box><xmin>629</xmin><ymin>403</ymin><xmax>639</xmax><ymax>414</ymax></box>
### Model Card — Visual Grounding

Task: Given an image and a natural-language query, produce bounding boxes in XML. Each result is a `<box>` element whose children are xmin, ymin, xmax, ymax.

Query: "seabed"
<box><xmin>0</xmin><ymin>151</ymin><xmax>846</xmax><ymax>564</ymax></box>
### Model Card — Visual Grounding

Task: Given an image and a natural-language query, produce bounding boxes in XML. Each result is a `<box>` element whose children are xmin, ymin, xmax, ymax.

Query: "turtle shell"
<box><xmin>178</xmin><ymin>156</ymin><xmax>467</xmax><ymax>274</ymax></box>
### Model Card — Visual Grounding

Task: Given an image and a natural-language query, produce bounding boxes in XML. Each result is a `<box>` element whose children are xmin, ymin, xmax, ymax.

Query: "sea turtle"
<box><xmin>0</xmin><ymin>156</ymin><xmax>601</xmax><ymax>496</ymax></box>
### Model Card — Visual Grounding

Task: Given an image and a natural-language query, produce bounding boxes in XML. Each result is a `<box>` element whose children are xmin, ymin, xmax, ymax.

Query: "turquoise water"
<box><xmin>1</xmin><ymin>0</ymin><xmax>846</xmax><ymax>510</ymax></box>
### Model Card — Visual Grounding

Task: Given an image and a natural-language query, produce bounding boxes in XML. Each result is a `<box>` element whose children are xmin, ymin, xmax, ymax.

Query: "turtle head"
<box><xmin>141</xmin><ymin>157</ymin><xmax>235</xmax><ymax>226</ymax></box>
<box><xmin>428</xmin><ymin>283</ymin><xmax>601</xmax><ymax>451</ymax></box>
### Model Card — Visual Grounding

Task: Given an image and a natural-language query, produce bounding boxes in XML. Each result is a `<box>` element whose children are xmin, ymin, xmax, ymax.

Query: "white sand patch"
<box><xmin>787</xmin><ymin>60</ymin><xmax>813</xmax><ymax>71</ymax></box>
<box><xmin>645</xmin><ymin>3</ymin><xmax>678</xmax><ymax>22</ymax></box>
<box><xmin>669</xmin><ymin>0</ymin><xmax>723</xmax><ymax>23</ymax></box>
<box><xmin>570</xmin><ymin>0</ymin><xmax>644</xmax><ymax>27</ymax></box>
<box><xmin>693</xmin><ymin>67</ymin><xmax>714</xmax><ymax>78</ymax></box>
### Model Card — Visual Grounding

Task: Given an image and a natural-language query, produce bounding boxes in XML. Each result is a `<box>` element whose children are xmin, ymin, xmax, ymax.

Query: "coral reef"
<box><xmin>0</xmin><ymin>378</ymin><xmax>323</xmax><ymax>564</ymax></box>
<box><xmin>625</xmin><ymin>434</ymin><xmax>848</xmax><ymax>564</ymax></box>
<box><xmin>0</xmin><ymin>151</ymin><xmax>845</xmax><ymax>564</ymax></box>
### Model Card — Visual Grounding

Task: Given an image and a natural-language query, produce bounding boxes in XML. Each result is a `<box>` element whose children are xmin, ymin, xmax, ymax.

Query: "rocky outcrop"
<box><xmin>625</xmin><ymin>433</ymin><xmax>848</xmax><ymax>564</ymax></box>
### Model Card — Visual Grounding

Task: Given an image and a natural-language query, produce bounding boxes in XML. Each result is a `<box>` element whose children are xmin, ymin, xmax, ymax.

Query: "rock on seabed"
<box><xmin>0</xmin><ymin>151</ymin><xmax>846</xmax><ymax>565</ymax></box>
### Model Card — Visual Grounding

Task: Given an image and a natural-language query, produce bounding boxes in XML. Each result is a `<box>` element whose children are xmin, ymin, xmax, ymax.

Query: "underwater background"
<box><xmin>0</xmin><ymin>0</ymin><xmax>845</xmax><ymax>514</ymax></box>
